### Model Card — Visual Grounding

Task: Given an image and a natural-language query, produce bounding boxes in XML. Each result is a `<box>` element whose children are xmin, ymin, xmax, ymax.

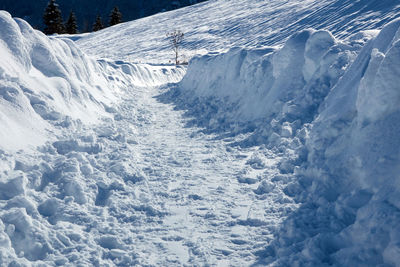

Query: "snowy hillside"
<box><xmin>1</xmin><ymin>0</ymin><xmax>400</xmax><ymax>266</ymax></box>
<box><xmin>75</xmin><ymin>0</ymin><xmax>400</xmax><ymax>63</ymax></box>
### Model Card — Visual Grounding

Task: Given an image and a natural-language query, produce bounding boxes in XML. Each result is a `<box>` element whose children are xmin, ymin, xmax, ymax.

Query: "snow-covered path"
<box><xmin>2</xmin><ymin>1</ymin><xmax>400</xmax><ymax>264</ymax></box>
<box><xmin>91</xmin><ymin>82</ymin><xmax>298</xmax><ymax>266</ymax></box>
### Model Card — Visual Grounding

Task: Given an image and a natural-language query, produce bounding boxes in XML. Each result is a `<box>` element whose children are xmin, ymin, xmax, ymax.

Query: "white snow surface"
<box><xmin>1</xmin><ymin>0</ymin><xmax>400</xmax><ymax>266</ymax></box>
<box><xmin>74</xmin><ymin>0</ymin><xmax>400</xmax><ymax>63</ymax></box>
<box><xmin>0</xmin><ymin>11</ymin><xmax>183</xmax><ymax>152</ymax></box>
<box><xmin>171</xmin><ymin>16</ymin><xmax>400</xmax><ymax>267</ymax></box>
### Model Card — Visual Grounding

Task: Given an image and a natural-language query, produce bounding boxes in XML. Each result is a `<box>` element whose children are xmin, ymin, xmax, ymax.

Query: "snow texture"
<box><xmin>168</xmin><ymin>15</ymin><xmax>400</xmax><ymax>267</ymax></box>
<box><xmin>1</xmin><ymin>0</ymin><xmax>400</xmax><ymax>266</ymax></box>
<box><xmin>75</xmin><ymin>0</ymin><xmax>400</xmax><ymax>64</ymax></box>
<box><xmin>265</xmin><ymin>18</ymin><xmax>400</xmax><ymax>266</ymax></box>
<box><xmin>0</xmin><ymin>11</ymin><xmax>183</xmax><ymax>152</ymax></box>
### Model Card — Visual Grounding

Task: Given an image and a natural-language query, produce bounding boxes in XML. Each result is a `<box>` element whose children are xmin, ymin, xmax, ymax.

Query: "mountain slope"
<box><xmin>75</xmin><ymin>0</ymin><xmax>400</xmax><ymax>63</ymax></box>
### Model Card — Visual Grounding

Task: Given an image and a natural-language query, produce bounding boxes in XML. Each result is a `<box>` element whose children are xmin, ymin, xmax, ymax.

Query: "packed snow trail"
<box><xmin>0</xmin><ymin>10</ymin><xmax>299</xmax><ymax>265</ymax></box>
<box><xmin>93</xmin><ymin>83</ymin><xmax>298</xmax><ymax>265</ymax></box>
<box><xmin>0</xmin><ymin>74</ymin><xmax>298</xmax><ymax>266</ymax></box>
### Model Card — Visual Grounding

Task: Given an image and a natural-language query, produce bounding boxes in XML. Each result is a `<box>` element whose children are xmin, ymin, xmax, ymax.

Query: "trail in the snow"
<box><xmin>0</xmin><ymin>74</ymin><xmax>298</xmax><ymax>266</ymax></box>
<box><xmin>104</xmin><ymin>83</ymin><xmax>298</xmax><ymax>265</ymax></box>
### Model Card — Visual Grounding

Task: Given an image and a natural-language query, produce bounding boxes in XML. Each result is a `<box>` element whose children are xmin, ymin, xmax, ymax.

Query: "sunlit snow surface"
<box><xmin>75</xmin><ymin>0</ymin><xmax>400</xmax><ymax>63</ymax></box>
<box><xmin>1</xmin><ymin>0</ymin><xmax>400</xmax><ymax>266</ymax></box>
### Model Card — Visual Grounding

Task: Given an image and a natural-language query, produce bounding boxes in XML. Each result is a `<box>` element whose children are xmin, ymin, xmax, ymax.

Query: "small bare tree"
<box><xmin>166</xmin><ymin>30</ymin><xmax>184</xmax><ymax>65</ymax></box>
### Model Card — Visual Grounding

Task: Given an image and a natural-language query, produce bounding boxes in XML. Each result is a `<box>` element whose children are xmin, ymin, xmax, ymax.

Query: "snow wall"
<box><xmin>177</xmin><ymin>19</ymin><xmax>400</xmax><ymax>265</ymax></box>
<box><xmin>0</xmin><ymin>10</ymin><xmax>184</xmax><ymax>152</ymax></box>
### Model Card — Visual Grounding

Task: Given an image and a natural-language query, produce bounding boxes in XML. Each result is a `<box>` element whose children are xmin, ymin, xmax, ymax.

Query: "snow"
<box><xmin>74</xmin><ymin>0</ymin><xmax>400</xmax><ymax>63</ymax></box>
<box><xmin>167</xmin><ymin>15</ymin><xmax>400</xmax><ymax>265</ymax></box>
<box><xmin>1</xmin><ymin>0</ymin><xmax>400</xmax><ymax>265</ymax></box>
<box><xmin>0</xmin><ymin>11</ymin><xmax>183</xmax><ymax>152</ymax></box>
<box><xmin>174</xmin><ymin>28</ymin><xmax>355</xmax><ymax>150</ymax></box>
<box><xmin>277</xmin><ymin>18</ymin><xmax>400</xmax><ymax>265</ymax></box>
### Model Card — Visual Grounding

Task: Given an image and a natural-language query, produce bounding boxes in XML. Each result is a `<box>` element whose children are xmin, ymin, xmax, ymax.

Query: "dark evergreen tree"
<box><xmin>92</xmin><ymin>15</ymin><xmax>104</xmax><ymax>32</ymax></box>
<box><xmin>43</xmin><ymin>0</ymin><xmax>65</xmax><ymax>34</ymax></box>
<box><xmin>65</xmin><ymin>11</ymin><xmax>78</xmax><ymax>34</ymax></box>
<box><xmin>109</xmin><ymin>6</ymin><xmax>122</xmax><ymax>26</ymax></box>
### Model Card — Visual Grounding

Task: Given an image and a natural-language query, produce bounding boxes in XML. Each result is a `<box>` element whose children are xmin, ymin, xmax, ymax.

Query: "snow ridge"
<box><xmin>174</xmin><ymin>28</ymin><xmax>356</xmax><ymax>148</ymax></box>
<box><xmin>172</xmin><ymin>18</ymin><xmax>400</xmax><ymax>265</ymax></box>
<box><xmin>0</xmin><ymin>10</ymin><xmax>184</xmax><ymax>152</ymax></box>
<box><xmin>268</xmin><ymin>18</ymin><xmax>400</xmax><ymax>266</ymax></box>
<box><xmin>0</xmin><ymin>10</ymin><xmax>187</xmax><ymax>265</ymax></box>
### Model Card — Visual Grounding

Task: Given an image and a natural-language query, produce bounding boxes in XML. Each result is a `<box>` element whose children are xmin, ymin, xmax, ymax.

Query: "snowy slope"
<box><xmin>75</xmin><ymin>0</ymin><xmax>400</xmax><ymax>63</ymax></box>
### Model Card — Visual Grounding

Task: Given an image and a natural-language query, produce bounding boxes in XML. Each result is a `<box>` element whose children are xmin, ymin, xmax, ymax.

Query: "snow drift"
<box><xmin>0</xmin><ymin>10</ymin><xmax>120</xmax><ymax>151</ymax></box>
<box><xmin>0</xmin><ymin>11</ymin><xmax>186</xmax><ymax>266</ymax></box>
<box><xmin>173</xmin><ymin>19</ymin><xmax>400</xmax><ymax>265</ymax></box>
<box><xmin>266</xmin><ymin>18</ymin><xmax>400</xmax><ymax>266</ymax></box>
<box><xmin>0</xmin><ymin>10</ymin><xmax>184</xmax><ymax>152</ymax></box>
<box><xmin>175</xmin><ymin>28</ymin><xmax>357</xmax><ymax>146</ymax></box>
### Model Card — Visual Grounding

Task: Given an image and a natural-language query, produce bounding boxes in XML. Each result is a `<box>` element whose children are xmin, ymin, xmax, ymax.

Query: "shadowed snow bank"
<box><xmin>174</xmin><ymin>19</ymin><xmax>400</xmax><ymax>265</ymax></box>
<box><xmin>172</xmin><ymin>28</ymin><xmax>357</xmax><ymax>146</ymax></box>
<box><xmin>265</xmin><ymin>18</ymin><xmax>400</xmax><ymax>266</ymax></box>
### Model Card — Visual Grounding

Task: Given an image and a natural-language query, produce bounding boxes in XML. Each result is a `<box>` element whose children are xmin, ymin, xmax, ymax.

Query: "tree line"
<box><xmin>43</xmin><ymin>0</ymin><xmax>122</xmax><ymax>35</ymax></box>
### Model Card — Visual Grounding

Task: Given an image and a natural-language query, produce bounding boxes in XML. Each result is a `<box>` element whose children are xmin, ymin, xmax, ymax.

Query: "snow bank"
<box><xmin>0</xmin><ymin>10</ymin><xmax>119</xmax><ymax>151</ymax></box>
<box><xmin>0</xmin><ymin>11</ymin><xmax>186</xmax><ymax>265</ymax></box>
<box><xmin>176</xmin><ymin>29</ymin><xmax>356</xmax><ymax>145</ymax></box>
<box><xmin>0</xmin><ymin>11</ymin><xmax>184</xmax><ymax>152</ymax></box>
<box><xmin>265</xmin><ymin>18</ymin><xmax>400</xmax><ymax>266</ymax></box>
<box><xmin>174</xmin><ymin>19</ymin><xmax>400</xmax><ymax>265</ymax></box>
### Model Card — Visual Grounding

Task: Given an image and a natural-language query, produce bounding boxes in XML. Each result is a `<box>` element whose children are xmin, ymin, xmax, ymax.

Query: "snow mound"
<box><xmin>0</xmin><ymin>11</ymin><xmax>186</xmax><ymax>266</ymax></box>
<box><xmin>266</xmin><ymin>18</ymin><xmax>400</xmax><ymax>266</ymax></box>
<box><xmin>0</xmin><ymin>11</ymin><xmax>117</xmax><ymax>151</ymax></box>
<box><xmin>172</xmin><ymin>28</ymin><xmax>356</xmax><ymax>146</ymax></box>
<box><xmin>0</xmin><ymin>11</ymin><xmax>184</xmax><ymax>152</ymax></box>
<box><xmin>168</xmin><ymin>18</ymin><xmax>400</xmax><ymax>265</ymax></box>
